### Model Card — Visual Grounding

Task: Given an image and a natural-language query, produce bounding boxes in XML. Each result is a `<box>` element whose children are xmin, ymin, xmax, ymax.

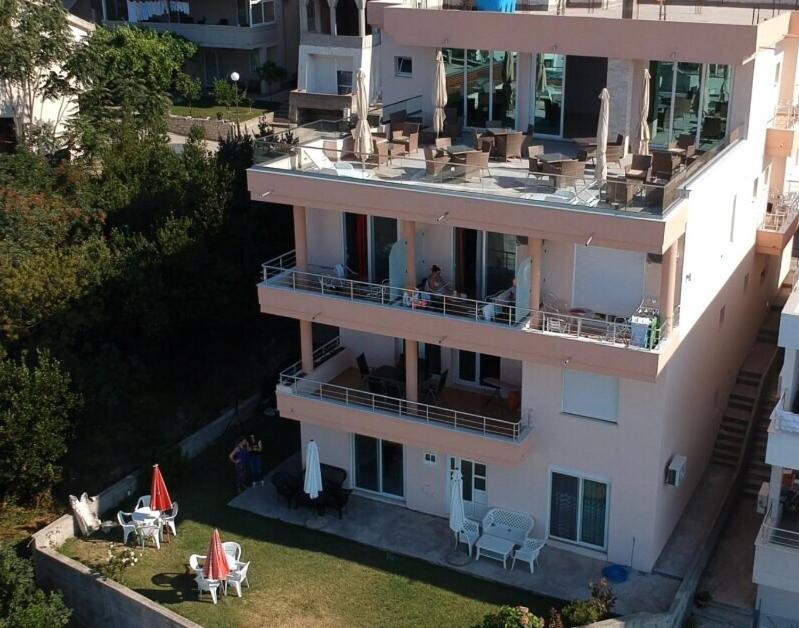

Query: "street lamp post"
<box><xmin>230</xmin><ymin>71</ymin><xmax>241</xmax><ymax>135</ymax></box>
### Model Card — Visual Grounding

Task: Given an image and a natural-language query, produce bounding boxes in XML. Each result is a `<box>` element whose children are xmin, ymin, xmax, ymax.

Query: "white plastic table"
<box><xmin>132</xmin><ymin>507</ymin><xmax>160</xmax><ymax>522</ymax></box>
<box><xmin>475</xmin><ymin>534</ymin><xmax>516</xmax><ymax>569</ymax></box>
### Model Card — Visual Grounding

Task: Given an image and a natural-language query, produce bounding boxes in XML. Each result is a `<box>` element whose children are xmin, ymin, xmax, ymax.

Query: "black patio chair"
<box><xmin>357</xmin><ymin>353</ymin><xmax>371</xmax><ymax>381</ymax></box>
<box><xmin>424</xmin><ymin>369</ymin><xmax>448</xmax><ymax>404</ymax></box>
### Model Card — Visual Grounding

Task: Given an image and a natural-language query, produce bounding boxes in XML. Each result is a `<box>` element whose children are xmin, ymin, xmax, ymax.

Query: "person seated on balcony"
<box><xmin>424</xmin><ymin>265</ymin><xmax>456</xmax><ymax>296</ymax></box>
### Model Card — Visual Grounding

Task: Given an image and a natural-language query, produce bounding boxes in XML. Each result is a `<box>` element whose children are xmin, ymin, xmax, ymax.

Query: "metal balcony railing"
<box><xmin>279</xmin><ymin>371</ymin><xmax>532</xmax><ymax>442</ymax></box>
<box><xmin>761</xmin><ymin>191</ymin><xmax>799</xmax><ymax>232</ymax></box>
<box><xmin>261</xmin><ymin>251</ymin><xmax>673</xmax><ymax>351</ymax></box>
<box><xmin>759</xmin><ymin>504</ymin><xmax>799</xmax><ymax>552</ymax></box>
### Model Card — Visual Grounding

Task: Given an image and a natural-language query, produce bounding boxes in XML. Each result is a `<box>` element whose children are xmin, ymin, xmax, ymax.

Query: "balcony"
<box><xmin>300</xmin><ymin>32</ymin><xmax>373</xmax><ymax>48</ymax></box>
<box><xmin>259</xmin><ymin>251</ymin><xmax>674</xmax><ymax>381</ymax></box>
<box><xmin>766</xmin><ymin>103</ymin><xmax>799</xmax><ymax>158</ymax></box>
<box><xmin>757</xmin><ymin>192</ymin><xmax>799</xmax><ymax>256</ymax></box>
<box><xmin>753</xmin><ymin>505</ymin><xmax>799</xmax><ymax>595</ymax></box>
<box><xmin>106</xmin><ymin>20</ymin><xmax>278</xmax><ymax>49</ymax></box>
<box><xmin>766</xmin><ymin>397</ymin><xmax>799</xmax><ymax>470</ymax></box>
<box><xmin>276</xmin><ymin>338</ymin><xmax>534</xmax><ymax>464</ymax></box>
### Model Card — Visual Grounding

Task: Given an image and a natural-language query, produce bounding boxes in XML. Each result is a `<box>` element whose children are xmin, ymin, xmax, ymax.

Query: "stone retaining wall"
<box><xmin>30</xmin><ymin>393</ymin><xmax>260</xmax><ymax>627</ymax></box>
<box><xmin>167</xmin><ymin>112</ymin><xmax>274</xmax><ymax>140</ymax></box>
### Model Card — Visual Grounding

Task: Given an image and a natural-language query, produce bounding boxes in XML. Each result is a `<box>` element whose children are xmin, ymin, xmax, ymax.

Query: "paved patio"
<box><xmin>229</xmin><ymin>461</ymin><xmax>679</xmax><ymax>616</ymax></box>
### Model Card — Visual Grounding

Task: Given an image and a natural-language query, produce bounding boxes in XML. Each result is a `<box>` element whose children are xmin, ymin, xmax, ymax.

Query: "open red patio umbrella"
<box><xmin>202</xmin><ymin>528</ymin><xmax>230</xmax><ymax>581</ymax></box>
<box><xmin>150</xmin><ymin>464</ymin><xmax>173</xmax><ymax>512</ymax></box>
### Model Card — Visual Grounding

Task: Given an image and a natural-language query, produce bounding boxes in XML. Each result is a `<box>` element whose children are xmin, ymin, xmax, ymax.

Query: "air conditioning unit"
<box><xmin>665</xmin><ymin>455</ymin><xmax>687</xmax><ymax>487</ymax></box>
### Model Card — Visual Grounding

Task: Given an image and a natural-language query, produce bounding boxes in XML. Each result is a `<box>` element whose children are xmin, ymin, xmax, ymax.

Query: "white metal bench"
<box><xmin>481</xmin><ymin>508</ymin><xmax>534</xmax><ymax>545</ymax></box>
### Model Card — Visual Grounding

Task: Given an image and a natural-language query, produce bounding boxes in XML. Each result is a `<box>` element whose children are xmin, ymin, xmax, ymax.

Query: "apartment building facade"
<box><xmin>289</xmin><ymin>0</ymin><xmax>379</xmax><ymax>122</ymax></box>
<box><xmin>95</xmin><ymin>0</ymin><xmax>299</xmax><ymax>90</ymax></box>
<box><xmin>249</xmin><ymin>1</ymin><xmax>798</xmax><ymax>573</ymax></box>
<box><xmin>754</xmin><ymin>286</ymin><xmax>799</xmax><ymax>625</ymax></box>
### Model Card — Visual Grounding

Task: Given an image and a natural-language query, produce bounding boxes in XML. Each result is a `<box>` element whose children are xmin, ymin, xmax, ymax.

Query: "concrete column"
<box><xmin>354</xmin><ymin>0</ymin><xmax>366</xmax><ymax>37</ymax></box>
<box><xmin>300</xmin><ymin>0</ymin><xmax>309</xmax><ymax>31</ymax></box>
<box><xmin>529</xmin><ymin>237</ymin><xmax>543</xmax><ymax>328</ymax></box>
<box><xmin>516</xmin><ymin>53</ymin><xmax>533</xmax><ymax>131</ymax></box>
<box><xmin>401</xmin><ymin>220</ymin><xmax>416</xmax><ymax>289</ymax></box>
<box><xmin>300</xmin><ymin>320</ymin><xmax>314</xmax><ymax>374</ymax></box>
<box><xmin>327</xmin><ymin>0</ymin><xmax>338</xmax><ymax>36</ymax></box>
<box><xmin>314</xmin><ymin>0</ymin><xmax>322</xmax><ymax>32</ymax></box>
<box><xmin>293</xmin><ymin>205</ymin><xmax>308</xmax><ymax>271</ymax></box>
<box><xmin>405</xmin><ymin>339</ymin><xmax>418</xmax><ymax>402</ymax></box>
<box><xmin>659</xmin><ymin>243</ymin><xmax>678</xmax><ymax>335</ymax></box>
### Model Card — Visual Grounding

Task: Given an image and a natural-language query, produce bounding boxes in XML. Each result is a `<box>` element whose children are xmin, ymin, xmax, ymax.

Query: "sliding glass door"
<box><xmin>549</xmin><ymin>471</ymin><xmax>609</xmax><ymax>550</ymax></box>
<box><xmin>534</xmin><ymin>53</ymin><xmax>565</xmax><ymax>136</ymax></box>
<box><xmin>450</xmin><ymin>457</ymin><xmax>487</xmax><ymax>517</ymax></box>
<box><xmin>648</xmin><ymin>60</ymin><xmax>731</xmax><ymax>147</ymax></box>
<box><xmin>353</xmin><ymin>434</ymin><xmax>404</xmax><ymax>498</ymax></box>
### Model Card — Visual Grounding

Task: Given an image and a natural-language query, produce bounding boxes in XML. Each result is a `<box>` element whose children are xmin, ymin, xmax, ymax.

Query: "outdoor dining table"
<box><xmin>132</xmin><ymin>507</ymin><xmax>160</xmax><ymax>523</ymax></box>
<box><xmin>538</xmin><ymin>152</ymin><xmax>571</xmax><ymax>164</ymax></box>
<box><xmin>475</xmin><ymin>534</ymin><xmax>516</xmax><ymax>569</ymax></box>
<box><xmin>445</xmin><ymin>144</ymin><xmax>477</xmax><ymax>156</ymax></box>
<box><xmin>485</xmin><ymin>127</ymin><xmax>516</xmax><ymax>136</ymax></box>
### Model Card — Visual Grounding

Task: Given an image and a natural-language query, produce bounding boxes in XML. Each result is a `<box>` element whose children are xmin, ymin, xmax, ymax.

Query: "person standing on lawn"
<box><xmin>229</xmin><ymin>439</ymin><xmax>248</xmax><ymax>492</ymax></box>
<box><xmin>247</xmin><ymin>433</ymin><xmax>263</xmax><ymax>486</ymax></box>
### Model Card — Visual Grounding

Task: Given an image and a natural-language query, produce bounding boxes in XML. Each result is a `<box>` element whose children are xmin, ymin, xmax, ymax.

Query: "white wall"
<box><xmin>297</xmin><ymin>41</ymin><xmax>373</xmax><ymax>96</ymax></box>
<box><xmin>307</xmin><ymin>207</ymin><xmax>345</xmax><ymax>268</ymax></box>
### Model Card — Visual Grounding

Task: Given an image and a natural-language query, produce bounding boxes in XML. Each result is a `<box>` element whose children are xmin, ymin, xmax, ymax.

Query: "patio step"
<box><xmin>693</xmin><ymin>601</ymin><xmax>754</xmax><ymax>628</ymax></box>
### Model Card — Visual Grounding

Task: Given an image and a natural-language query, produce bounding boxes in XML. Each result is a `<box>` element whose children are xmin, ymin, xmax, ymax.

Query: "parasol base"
<box><xmin>305</xmin><ymin>515</ymin><xmax>328</xmax><ymax>530</ymax></box>
<box><xmin>446</xmin><ymin>550</ymin><xmax>472</xmax><ymax>566</ymax></box>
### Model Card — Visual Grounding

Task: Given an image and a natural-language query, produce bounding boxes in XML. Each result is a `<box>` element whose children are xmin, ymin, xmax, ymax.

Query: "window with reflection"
<box><xmin>492</xmin><ymin>52</ymin><xmax>517</xmax><ymax>127</ymax></box>
<box><xmin>648</xmin><ymin>60</ymin><xmax>731</xmax><ymax>147</ymax></box>
<box><xmin>466</xmin><ymin>50</ymin><xmax>491</xmax><ymax>127</ymax></box>
<box><xmin>484</xmin><ymin>232</ymin><xmax>516</xmax><ymax>296</ymax></box>
<box><xmin>534</xmin><ymin>53</ymin><xmax>565</xmax><ymax>136</ymax></box>
<box><xmin>442</xmin><ymin>48</ymin><xmax>465</xmax><ymax>120</ymax></box>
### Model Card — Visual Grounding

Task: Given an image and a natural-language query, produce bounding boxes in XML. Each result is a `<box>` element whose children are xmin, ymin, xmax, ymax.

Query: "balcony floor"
<box><xmin>230</xmin><ymin>454</ymin><xmax>680</xmax><ymax>616</ymax></box>
<box><xmin>330</xmin><ymin>366</ymin><xmax>520</xmax><ymax>424</ymax></box>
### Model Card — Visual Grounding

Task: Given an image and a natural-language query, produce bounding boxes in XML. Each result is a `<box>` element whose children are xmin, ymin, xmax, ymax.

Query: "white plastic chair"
<box><xmin>511</xmin><ymin>538</ymin><xmax>546</xmax><ymax>573</ymax></box>
<box><xmin>135</xmin><ymin>495</ymin><xmax>151</xmax><ymax>510</ymax></box>
<box><xmin>195</xmin><ymin>575</ymin><xmax>221</xmax><ymax>604</ymax></box>
<box><xmin>137</xmin><ymin>522</ymin><xmax>161</xmax><ymax>550</ymax></box>
<box><xmin>226</xmin><ymin>561</ymin><xmax>250</xmax><ymax>597</ymax></box>
<box><xmin>457</xmin><ymin>518</ymin><xmax>481</xmax><ymax>557</ymax></box>
<box><xmin>188</xmin><ymin>554</ymin><xmax>205</xmax><ymax>578</ymax></box>
<box><xmin>222</xmin><ymin>541</ymin><xmax>241</xmax><ymax>562</ymax></box>
<box><xmin>162</xmin><ymin>502</ymin><xmax>178</xmax><ymax>536</ymax></box>
<box><xmin>117</xmin><ymin>511</ymin><xmax>137</xmax><ymax>545</ymax></box>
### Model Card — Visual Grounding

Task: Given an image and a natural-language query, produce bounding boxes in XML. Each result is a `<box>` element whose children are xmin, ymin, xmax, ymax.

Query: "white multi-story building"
<box><xmin>249</xmin><ymin>0</ymin><xmax>799</xmax><ymax>575</ymax></box>
<box><xmin>755</xmin><ymin>286</ymin><xmax>799</xmax><ymax>625</ymax></box>
<box><xmin>95</xmin><ymin>0</ymin><xmax>299</xmax><ymax>90</ymax></box>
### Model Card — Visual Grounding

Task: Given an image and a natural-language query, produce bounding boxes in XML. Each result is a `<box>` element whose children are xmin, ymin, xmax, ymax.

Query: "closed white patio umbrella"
<box><xmin>353</xmin><ymin>69</ymin><xmax>373</xmax><ymax>162</ymax></box>
<box><xmin>595</xmin><ymin>88</ymin><xmax>610</xmax><ymax>183</ymax></box>
<box><xmin>449</xmin><ymin>470</ymin><xmax>465</xmax><ymax>541</ymax></box>
<box><xmin>433</xmin><ymin>50</ymin><xmax>448</xmax><ymax>138</ymax></box>
<box><xmin>304</xmin><ymin>440</ymin><xmax>323</xmax><ymax>500</ymax></box>
<box><xmin>638</xmin><ymin>68</ymin><xmax>652</xmax><ymax>156</ymax></box>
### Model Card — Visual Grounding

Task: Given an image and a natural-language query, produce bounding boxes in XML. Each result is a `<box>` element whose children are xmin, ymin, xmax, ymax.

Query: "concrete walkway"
<box><xmin>229</xmin><ymin>475</ymin><xmax>679</xmax><ymax>615</ymax></box>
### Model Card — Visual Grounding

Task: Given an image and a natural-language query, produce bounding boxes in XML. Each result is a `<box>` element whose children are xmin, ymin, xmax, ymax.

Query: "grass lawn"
<box><xmin>170</xmin><ymin>97</ymin><xmax>279</xmax><ymax>122</ymax></box>
<box><xmin>61</xmin><ymin>416</ymin><xmax>563</xmax><ymax>628</ymax></box>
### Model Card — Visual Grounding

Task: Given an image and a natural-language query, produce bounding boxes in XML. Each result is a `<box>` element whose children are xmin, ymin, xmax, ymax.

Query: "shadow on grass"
<box><xmin>137</xmin><ymin>572</ymin><xmax>198</xmax><ymax>605</ymax></box>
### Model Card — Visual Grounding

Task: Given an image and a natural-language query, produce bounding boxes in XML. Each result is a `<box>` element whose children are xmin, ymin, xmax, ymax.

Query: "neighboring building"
<box><xmin>754</xmin><ymin>285</ymin><xmax>799</xmax><ymax>625</ymax></box>
<box><xmin>0</xmin><ymin>11</ymin><xmax>95</xmax><ymax>152</ymax></box>
<box><xmin>289</xmin><ymin>0</ymin><xmax>378</xmax><ymax>122</ymax></box>
<box><xmin>94</xmin><ymin>0</ymin><xmax>299</xmax><ymax>92</ymax></box>
<box><xmin>248</xmin><ymin>0</ymin><xmax>799</xmax><ymax>574</ymax></box>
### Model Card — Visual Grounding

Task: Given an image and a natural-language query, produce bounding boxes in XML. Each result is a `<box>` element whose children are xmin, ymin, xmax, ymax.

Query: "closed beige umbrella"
<box><xmin>353</xmin><ymin>69</ymin><xmax>373</xmax><ymax>162</ymax></box>
<box><xmin>433</xmin><ymin>50</ymin><xmax>447</xmax><ymax>137</ymax></box>
<box><xmin>595</xmin><ymin>88</ymin><xmax>610</xmax><ymax>183</ymax></box>
<box><xmin>638</xmin><ymin>68</ymin><xmax>651</xmax><ymax>156</ymax></box>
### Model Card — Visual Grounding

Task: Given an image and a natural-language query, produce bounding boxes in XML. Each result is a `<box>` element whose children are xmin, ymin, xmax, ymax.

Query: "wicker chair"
<box><xmin>495</xmin><ymin>131</ymin><xmax>524</xmax><ymax>161</ymax></box>
<box><xmin>458</xmin><ymin>150</ymin><xmax>490</xmax><ymax>182</ymax></box>
<box><xmin>527</xmin><ymin>145</ymin><xmax>545</xmax><ymax>176</ymax></box>
<box><xmin>366</xmin><ymin>139</ymin><xmax>390</xmax><ymax>166</ymax></box>
<box><xmin>625</xmin><ymin>154</ymin><xmax>652</xmax><ymax>182</ymax></box>
<box><xmin>652</xmin><ymin>150</ymin><xmax>680</xmax><ymax>180</ymax></box>
<box><xmin>676</xmin><ymin>133</ymin><xmax>697</xmax><ymax>159</ymax></box>
<box><xmin>470</xmin><ymin>129</ymin><xmax>494</xmax><ymax>153</ymax></box>
<box><xmin>435</xmin><ymin>136</ymin><xmax>452</xmax><ymax>149</ymax></box>
<box><xmin>542</xmin><ymin>159</ymin><xmax>585</xmax><ymax>191</ymax></box>
<box><xmin>392</xmin><ymin>122</ymin><xmax>420</xmax><ymax>154</ymax></box>
<box><xmin>424</xmin><ymin>145</ymin><xmax>450</xmax><ymax>177</ymax></box>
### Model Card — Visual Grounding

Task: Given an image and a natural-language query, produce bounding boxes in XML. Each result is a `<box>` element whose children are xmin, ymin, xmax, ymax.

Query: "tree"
<box><xmin>0</xmin><ymin>545</ymin><xmax>71</xmax><ymax>628</ymax></box>
<box><xmin>0</xmin><ymin>350</ymin><xmax>81</xmax><ymax>503</ymax></box>
<box><xmin>256</xmin><ymin>60</ymin><xmax>287</xmax><ymax>99</ymax></box>
<box><xmin>66</xmin><ymin>26</ymin><xmax>197</xmax><ymax>154</ymax></box>
<box><xmin>174</xmin><ymin>73</ymin><xmax>201</xmax><ymax>117</ymax></box>
<box><xmin>0</xmin><ymin>0</ymin><xmax>74</xmax><ymax>146</ymax></box>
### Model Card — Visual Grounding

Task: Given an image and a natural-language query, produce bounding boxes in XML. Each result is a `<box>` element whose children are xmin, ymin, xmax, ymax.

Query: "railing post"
<box><xmin>443</xmin><ymin>296</ymin><xmax>447</xmax><ymax>317</ymax></box>
<box><xmin>292</xmin><ymin>272</ymin><xmax>296</xmax><ymax>291</ymax></box>
<box><xmin>576</xmin><ymin>317</ymin><xmax>582</xmax><ymax>337</ymax></box>
<box><xmin>350</xmin><ymin>281</ymin><xmax>354</xmax><ymax>300</ymax></box>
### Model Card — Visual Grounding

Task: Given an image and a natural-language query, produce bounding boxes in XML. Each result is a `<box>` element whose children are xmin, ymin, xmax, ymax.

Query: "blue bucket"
<box><xmin>602</xmin><ymin>564</ymin><xmax>630</xmax><ymax>583</ymax></box>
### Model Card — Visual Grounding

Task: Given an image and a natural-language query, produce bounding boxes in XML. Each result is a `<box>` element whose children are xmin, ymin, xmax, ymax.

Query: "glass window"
<box><xmin>562</xmin><ymin>368</ymin><xmax>619</xmax><ymax>423</ymax></box>
<box><xmin>484</xmin><ymin>232</ymin><xmax>516</xmax><ymax>296</ymax></box>
<box><xmin>337</xmin><ymin>70</ymin><xmax>352</xmax><ymax>95</ymax></box>
<box><xmin>492</xmin><ymin>51</ymin><xmax>517</xmax><ymax>127</ymax></box>
<box><xmin>381</xmin><ymin>440</ymin><xmax>404</xmax><ymax>497</ymax></box>
<box><xmin>466</xmin><ymin>50</ymin><xmax>491</xmax><ymax>127</ymax></box>
<box><xmin>458</xmin><ymin>350</ymin><xmax>477</xmax><ymax>382</ymax></box>
<box><xmin>442</xmin><ymin>48</ymin><xmax>465</xmax><ymax>121</ymax></box>
<box><xmin>306</xmin><ymin>0</ymin><xmax>316</xmax><ymax>31</ymax></box>
<box><xmin>261</xmin><ymin>0</ymin><xmax>276</xmax><ymax>23</ymax></box>
<box><xmin>534</xmin><ymin>53</ymin><xmax>565</xmax><ymax>136</ymax></box>
<box><xmin>700</xmin><ymin>64</ymin><xmax>730</xmax><ymax>146</ymax></box>
<box><xmin>370</xmin><ymin>216</ymin><xmax>397</xmax><ymax>283</ymax></box>
<box><xmin>354</xmin><ymin>435</ymin><xmax>379</xmax><ymax>492</ymax></box>
<box><xmin>670</xmin><ymin>62</ymin><xmax>701</xmax><ymax>146</ymax></box>
<box><xmin>649</xmin><ymin>60</ymin><xmax>674</xmax><ymax>146</ymax></box>
<box><xmin>550</xmin><ymin>471</ymin><xmax>608</xmax><ymax>549</ymax></box>
<box><xmin>395</xmin><ymin>56</ymin><xmax>413</xmax><ymax>77</ymax></box>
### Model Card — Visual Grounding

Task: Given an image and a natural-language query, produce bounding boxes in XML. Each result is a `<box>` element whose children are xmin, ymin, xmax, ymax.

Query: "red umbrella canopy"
<box><xmin>150</xmin><ymin>464</ymin><xmax>173</xmax><ymax>512</ymax></box>
<box><xmin>202</xmin><ymin>529</ymin><xmax>230</xmax><ymax>581</ymax></box>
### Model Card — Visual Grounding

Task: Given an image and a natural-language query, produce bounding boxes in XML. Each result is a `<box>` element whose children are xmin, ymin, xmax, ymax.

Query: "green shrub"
<box><xmin>560</xmin><ymin>598</ymin><xmax>606</xmax><ymax>626</ymax></box>
<box><xmin>476</xmin><ymin>605</ymin><xmax>544</xmax><ymax>628</ymax></box>
<box><xmin>0</xmin><ymin>544</ymin><xmax>71</xmax><ymax>628</ymax></box>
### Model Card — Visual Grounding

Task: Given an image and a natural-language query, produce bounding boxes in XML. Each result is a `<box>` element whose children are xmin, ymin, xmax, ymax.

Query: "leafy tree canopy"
<box><xmin>0</xmin><ymin>544</ymin><xmax>70</xmax><ymax>628</ymax></box>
